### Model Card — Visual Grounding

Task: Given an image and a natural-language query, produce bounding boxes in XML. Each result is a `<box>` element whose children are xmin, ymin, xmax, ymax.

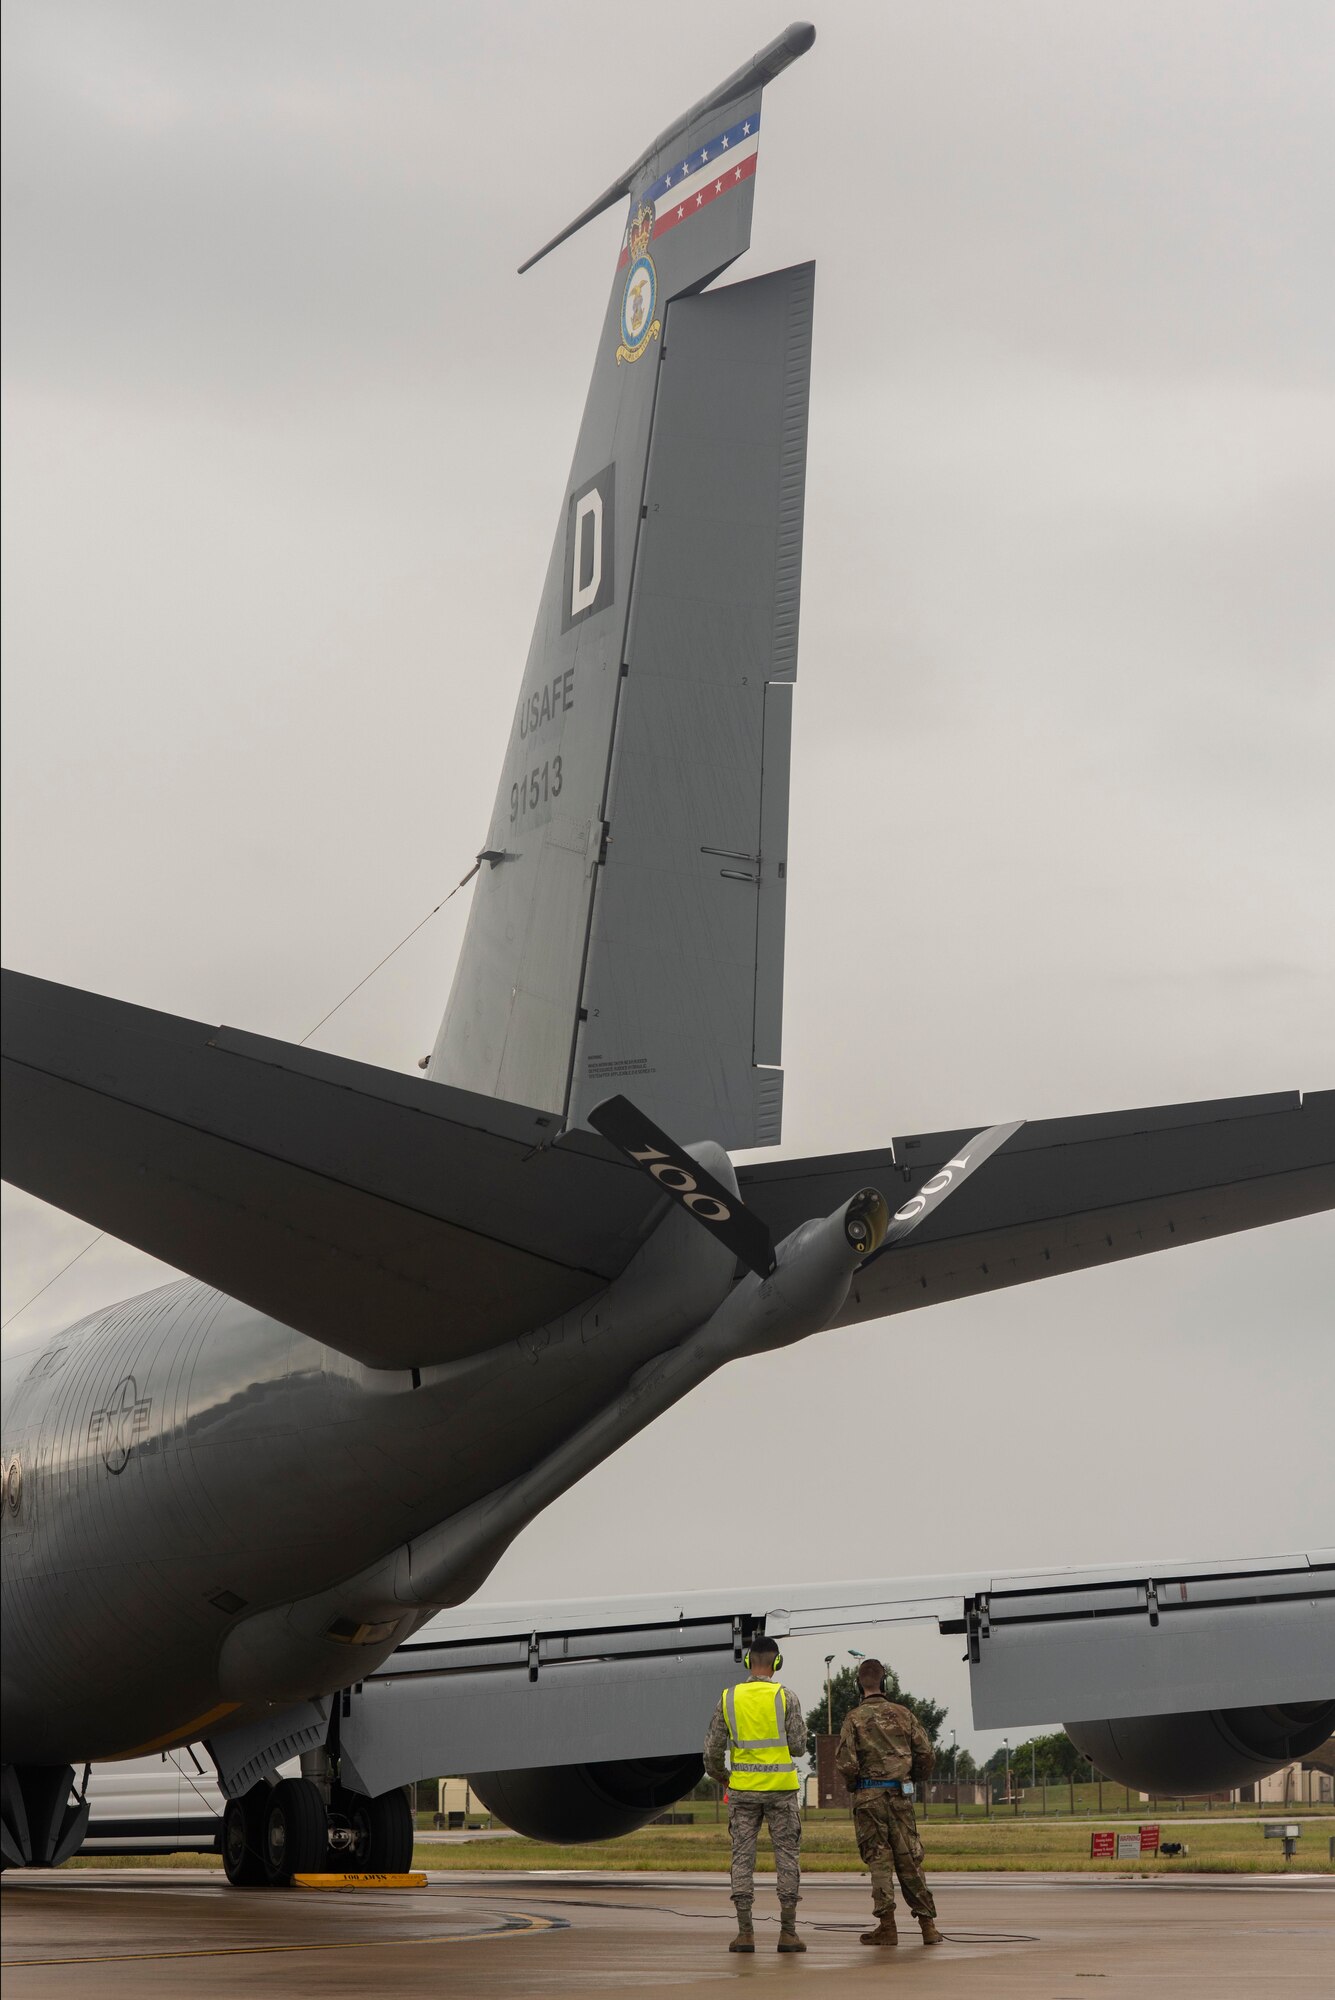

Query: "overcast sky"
<box><xmin>3</xmin><ymin>1</ymin><xmax>1332</xmax><ymax>1755</ymax></box>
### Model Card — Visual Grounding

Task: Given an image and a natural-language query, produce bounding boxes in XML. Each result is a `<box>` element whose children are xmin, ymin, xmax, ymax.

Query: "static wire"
<box><xmin>297</xmin><ymin>855</ymin><xmax>484</xmax><ymax>1046</ymax></box>
<box><xmin>2</xmin><ymin>860</ymin><xmax>485</xmax><ymax>1330</ymax></box>
<box><xmin>1</xmin><ymin>1232</ymin><xmax>105</xmax><ymax>1331</ymax></box>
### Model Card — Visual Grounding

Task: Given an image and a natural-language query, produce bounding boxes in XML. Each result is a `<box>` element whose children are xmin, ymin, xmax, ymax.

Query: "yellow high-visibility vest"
<box><xmin>722</xmin><ymin>1680</ymin><xmax>799</xmax><ymax>1792</ymax></box>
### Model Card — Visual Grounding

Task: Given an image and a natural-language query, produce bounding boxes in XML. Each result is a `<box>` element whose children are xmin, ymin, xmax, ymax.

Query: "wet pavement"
<box><xmin>3</xmin><ymin>1866</ymin><xmax>1331</xmax><ymax>1996</ymax></box>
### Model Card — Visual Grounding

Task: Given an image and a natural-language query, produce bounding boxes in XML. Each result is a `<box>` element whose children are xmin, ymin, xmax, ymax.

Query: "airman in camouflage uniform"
<box><xmin>836</xmin><ymin>1659</ymin><xmax>943</xmax><ymax>1947</ymax></box>
<box><xmin>703</xmin><ymin>1636</ymin><xmax>807</xmax><ymax>1953</ymax></box>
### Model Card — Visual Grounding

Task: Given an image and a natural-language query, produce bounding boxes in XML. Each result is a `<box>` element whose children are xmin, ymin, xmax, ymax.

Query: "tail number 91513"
<box><xmin>510</xmin><ymin>755</ymin><xmax>563</xmax><ymax>823</ymax></box>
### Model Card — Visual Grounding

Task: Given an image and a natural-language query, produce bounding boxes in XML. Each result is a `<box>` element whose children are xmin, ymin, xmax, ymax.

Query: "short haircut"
<box><xmin>749</xmin><ymin>1636</ymin><xmax>779</xmax><ymax>1664</ymax></box>
<box><xmin>857</xmin><ymin>1658</ymin><xmax>885</xmax><ymax>1690</ymax></box>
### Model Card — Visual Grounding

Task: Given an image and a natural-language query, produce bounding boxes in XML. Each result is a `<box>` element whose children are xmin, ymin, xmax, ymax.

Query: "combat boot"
<box><xmin>859</xmin><ymin>1913</ymin><xmax>898</xmax><ymax>1946</ymax></box>
<box><xmin>776</xmin><ymin>1904</ymin><xmax>806</xmax><ymax>1952</ymax></box>
<box><xmin>729</xmin><ymin>1902</ymin><xmax>755</xmax><ymax>1953</ymax></box>
<box><xmin>919</xmin><ymin>1916</ymin><xmax>943</xmax><ymax>1945</ymax></box>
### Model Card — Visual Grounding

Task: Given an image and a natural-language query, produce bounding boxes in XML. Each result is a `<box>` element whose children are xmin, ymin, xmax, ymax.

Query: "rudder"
<box><xmin>568</xmin><ymin>261</ymin><xmax>815</xmax><ymax>1147</ymax></box>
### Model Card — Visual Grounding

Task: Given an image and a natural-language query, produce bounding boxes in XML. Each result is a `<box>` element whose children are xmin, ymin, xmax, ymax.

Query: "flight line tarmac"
<box><xmin>4</xmin><ymin>1869</ymin><xmax>1332</xmax><ymax>1997</ymax></box>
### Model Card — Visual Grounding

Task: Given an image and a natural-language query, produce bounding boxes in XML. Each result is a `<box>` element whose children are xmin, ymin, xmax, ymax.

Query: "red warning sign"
<box><xmin>1139</xmin><ymin>1824</ymin><xmax>1160</xmax><ymax>1854</ymax></box>
<box><xmin>1090</xmin><ymin>1830</ymin><xmax>1115</xmax><ymax>1857</ymax></box>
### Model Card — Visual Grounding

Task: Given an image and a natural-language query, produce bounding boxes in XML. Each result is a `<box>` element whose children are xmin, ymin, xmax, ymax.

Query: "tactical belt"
<box><xmin>853</xmin><ymin>1778</ymin><xmax>915</xmax><ymax>1796</ymax></box>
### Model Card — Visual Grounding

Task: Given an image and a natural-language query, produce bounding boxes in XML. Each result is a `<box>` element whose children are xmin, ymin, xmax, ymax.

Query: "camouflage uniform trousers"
<box><xmin>727</xmin><ymin>1792</ymin><xmax>802</xmax><ymax>1908</ymax></box>
<box><xmin>852</xmin><ymin>1793</ymin><xmax>936</xmax><ymax>1920</ymax></box>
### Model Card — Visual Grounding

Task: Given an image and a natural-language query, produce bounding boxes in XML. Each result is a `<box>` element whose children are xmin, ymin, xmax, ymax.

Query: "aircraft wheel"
<box><xmin>346</xmin><ymin>1787</ymin><xmax>413</xmax><ymax>1872</ymax></box>
<box><xmin>221</xmin><ymin>1785</ymin><xmax>269</xmax><ymax>1886</ymax></box>
<box><xmin>261</xmin><ymin>1777</ymin><xmax>327</xmax><ymax>1885</ymax></box>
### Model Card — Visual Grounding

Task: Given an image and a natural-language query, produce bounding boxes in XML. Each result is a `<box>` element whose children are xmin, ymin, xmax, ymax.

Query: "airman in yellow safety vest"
<box><xmin>703</xmin><ymin>1635</ymin><xmax>808</xmax><ymax>1954</ymax></box>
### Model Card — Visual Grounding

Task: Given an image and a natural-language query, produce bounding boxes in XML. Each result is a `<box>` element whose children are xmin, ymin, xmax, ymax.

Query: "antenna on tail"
<box><xmin>518</xmin><ymin>21</ymin><xmax>815</xmax><ymax>273</ymax></box>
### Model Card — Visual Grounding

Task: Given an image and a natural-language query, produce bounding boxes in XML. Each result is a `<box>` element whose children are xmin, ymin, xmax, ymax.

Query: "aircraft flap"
<box><xmin>962</xmin><ymin>1562</ymin><xmax>1335</xmax><ymax>1727</ymax></box>
<box><xmin>343</xmin><ymin>1551</ymin><xmax>1333</xmax><ymax>1787</ymax></box>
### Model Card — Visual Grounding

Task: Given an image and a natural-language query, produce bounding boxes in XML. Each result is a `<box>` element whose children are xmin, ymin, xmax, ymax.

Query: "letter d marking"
<box><xmin>570</xmin><ymin>489</ymin><xmax>603</xmax><ymax>618</ymax></box>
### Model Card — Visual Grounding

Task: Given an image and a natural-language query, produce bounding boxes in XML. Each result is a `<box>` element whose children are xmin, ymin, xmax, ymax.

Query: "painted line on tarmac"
<box><xmin>1</xmin><ymin>1909</ymin><xmax>568</xmax><ymax>1967</ymax></box>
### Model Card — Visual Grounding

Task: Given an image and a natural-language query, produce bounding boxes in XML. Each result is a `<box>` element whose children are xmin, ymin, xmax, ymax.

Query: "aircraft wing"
<box><xmin>738</xmin><ymin>1090</ymin><xmax>1335</xmax><ymax>1329</ymax></box>
<box><xmin>0</xmin><ymin>969</ymin><xmax>661</xmax><ymax>1368</ymax></box>
<box><xmin>108</xmin><ymin>1547</ymin><xmax>1335</xmax><ymax>1814</ymax></box>
<box><xmin>251</xmin><ymin>1549</ymin><xmax>1333</xmax><ymax>1799</ymax></box>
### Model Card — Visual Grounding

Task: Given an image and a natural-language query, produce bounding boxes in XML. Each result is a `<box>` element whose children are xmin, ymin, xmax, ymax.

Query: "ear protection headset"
<box><xmin>743</xmin><ymin>1646</ymin><xmax>783</xmax><ymax>1671</ymax></box>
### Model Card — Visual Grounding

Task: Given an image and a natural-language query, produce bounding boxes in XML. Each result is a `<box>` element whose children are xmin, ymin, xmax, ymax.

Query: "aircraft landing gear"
<box><xmin>221</xmin><ymin>1776</ymin><xmax>413</xmax><ymax>1885</ymax></box>
<box><xmin>220</xmin><ymin>1784</ymin><xmax>269</xmax><ymax>1887</ymax></box>
<box><xmin>1</xmin><ymin>1764</ymin><xmax>90</xmax><ymax>1870</ymax></box>
<box><xmin>261</xmin><ymin>1777</ymin><xmax>328</xmax><ymax>1886</ymax></box>
<box><xmin>332</xmin><ymin>1784</ymin><xmax>414</xmax><ymax>1873</ymax></box>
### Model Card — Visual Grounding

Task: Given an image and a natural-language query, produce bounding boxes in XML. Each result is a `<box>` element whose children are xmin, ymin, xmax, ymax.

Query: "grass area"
<box><xmin>657</xmin><ymin>1790</ymin><xmax>1335</xmax><ymax>1823</ymax></box>
<box><xmin>62</xmin><ymin>1809</ymin><xmax>1334</xmax><ymax>1876</ymax></box>
<box><xmin>406</xmin><ymin>1813</ymin><xmax>1334</xmax><ymax>1876</ymax></box>
<box><xmin>67</xmin><ymin>1852</ymin><xmax>224</xmax><ymax>1869</ymax></box>
<box><xmin>944</xmin><ymin>1785</ymin><xmax>1334</xmax><ymax>1820</ymax></box>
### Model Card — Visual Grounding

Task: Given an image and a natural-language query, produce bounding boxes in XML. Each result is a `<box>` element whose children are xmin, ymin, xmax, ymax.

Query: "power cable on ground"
<box><xmin>465</xmin><ymin>1891</ymin><xmax>1035</xmax><ymax>1941</ymax></box>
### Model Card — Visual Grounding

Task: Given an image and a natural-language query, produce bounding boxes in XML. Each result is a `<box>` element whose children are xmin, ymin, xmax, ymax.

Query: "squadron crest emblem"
<box><xmin>616</xmin><ymin>202</ymin><xmax>661</xmax><ymax>365</ymax></box>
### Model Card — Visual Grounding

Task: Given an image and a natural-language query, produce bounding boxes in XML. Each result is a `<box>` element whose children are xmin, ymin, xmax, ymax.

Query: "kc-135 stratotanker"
<box><xmin>3</xmin><ymin>22</ymin><xmax>1332</xmax><ymax>1883</ymax></box>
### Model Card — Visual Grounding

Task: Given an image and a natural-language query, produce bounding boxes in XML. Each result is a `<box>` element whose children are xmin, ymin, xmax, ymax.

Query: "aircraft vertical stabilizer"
<box><xmin>429</xmin><ymin>28</ymin><xmax>815</xmax><ymax>1147</ymax></box>
<box><xmin>567</xmin><ymin>262</ymin><xmax>814</xmax><ymax>1146</ymax></box>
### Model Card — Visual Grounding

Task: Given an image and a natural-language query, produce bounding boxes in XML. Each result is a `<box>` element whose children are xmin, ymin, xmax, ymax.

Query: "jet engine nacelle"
<box><xmin>466</xmin><ymin>1753</ymin><xmax>703</xmax><ymax>1843</ymax></box>
<box><xmin>1063</xmin><ymin>1700</ymin><xmax>1335</xmax><ymax>1796</ymax></box>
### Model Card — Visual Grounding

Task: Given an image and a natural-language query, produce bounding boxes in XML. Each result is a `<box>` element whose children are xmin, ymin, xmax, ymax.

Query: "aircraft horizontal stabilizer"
<box><xmin>3</xmin><ymin>970</ymin><xmax>1330</xmax><ymax>1367</ymax></box>
<box><xmin>0</xmin><ymin>970</ymin><xmax>660</xmax><ymax>1369</ymax></box>
<box><xmin>740</xmin><ymin>1090</ymin><xmax>1335</xmax><ymax>1327</ymax></box>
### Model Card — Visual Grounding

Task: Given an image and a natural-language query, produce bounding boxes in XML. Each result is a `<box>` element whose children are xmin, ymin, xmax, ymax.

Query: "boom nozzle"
<box><xmin>843</xmin><ymin>1187</ymin><xmax>890</xmax><ymax>1257</ymax></box>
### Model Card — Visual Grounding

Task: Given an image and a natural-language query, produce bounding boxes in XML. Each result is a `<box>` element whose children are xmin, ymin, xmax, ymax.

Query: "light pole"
<box><xmin>951</xmin><ymin>1729</ymin><xmax>959</xmax><ymax>1819</ymax></box>
<box><xmin>824</xmin><ymin>1655</ymin><xmax>835</xmax><ymax>1736</ymax></box>
<box><xmin>1003</xmin><ymin>1737</ymin><xmax>1011</xmax><ymax>1806</ymax></box>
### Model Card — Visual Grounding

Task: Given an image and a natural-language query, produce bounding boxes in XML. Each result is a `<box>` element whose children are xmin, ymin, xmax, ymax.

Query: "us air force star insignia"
<box><xmin>616</xmin><ymin>201</ymin><xmax>661</xmax><ymax>365</ymax></box>
<box><xmin>88</xmin><ymin>1376</ymin><xmax>152</xmax><ymax>1474</ymax></box>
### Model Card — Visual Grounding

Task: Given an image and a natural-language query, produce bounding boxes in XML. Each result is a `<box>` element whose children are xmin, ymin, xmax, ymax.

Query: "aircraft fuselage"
<box><xmin>0</xmin><ymin>1262</ymin><xmax>698</xmax><ymax>1765</ymax></box>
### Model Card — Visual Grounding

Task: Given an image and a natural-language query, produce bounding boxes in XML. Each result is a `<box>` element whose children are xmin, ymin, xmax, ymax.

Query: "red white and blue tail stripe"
<box><xmin>619</xmin><ymin>113</ymin><xmax>761</xmax><ymax>269</ymax></box>
<box><xmin>518</xmin><ymin>24</ymin><xmax>810</xmax><ymax>275</ymax></box>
